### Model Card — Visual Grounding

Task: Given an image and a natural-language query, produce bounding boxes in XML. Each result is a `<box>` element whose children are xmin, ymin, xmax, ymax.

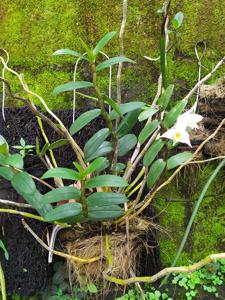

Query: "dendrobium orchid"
<box><xmin>161</xmin><ymin>112</ymin><xmax>203</xmax><ymax>147</ymax></box>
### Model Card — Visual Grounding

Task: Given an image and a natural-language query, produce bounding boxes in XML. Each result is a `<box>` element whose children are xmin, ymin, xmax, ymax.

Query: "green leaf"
<box><xmin>69</xmin><ymin>109</ymin><xmax>101</xmax><ymax>135</ymax></box>
<box><xmin>96</xmin><ymin>56</ymin><xmax>135</xmax><ymax>72</ymax></box>
<box><xmin>109</xmin><ymin>101</ymin><xmax>146</xmax><ymax>120</ymax></box>
<box><xmin>158</xmin><ymin>84</ymin><xmax>174</xmax><ymax>109</ymax></box>
<box><xmin>138</xmin><ymin>107</ymin><xmax>158</xmax><ymax>122</ymax></box>
<box><xmin>79</xmin><ymin>38</ymin><xmax>95</xmax><ymax>62</ymax></box>
<box><xmin>143</xmin><ymin>139</ymin><xmax>164</xmax><ymax>167</ymax></box>
<box><xmin>11</xmin><ymin>171</ymin><xmax>36</xmax><ymax>195</ymax></box>
<box><xmin>48</xmin><ymin>139</ymin><xmax>68</xmax><ymax>150</ymax></box>
<box><xmin>86</xmin><ymin>141</ymin><xmax>112</xmax><ymax>162</ymax></box>
<box><xmin>0</xmin><ymin>240</ymin><xmax>9</xmax><ymax>260</ymax></box>
<box><xmin>88</xmin><ymin>205</ymin><xmax>123</xmax><ymax>221</ymax></box>
<box><xmin>0</xmin><ymin>154</ymin><xmax>6</xmax><ymax>165</ymax></box>
<box><xmin>163</xmin><ymin>100</ymin><xmax>187</xmax><ymax>128</ymax></box>
<box><xmin>86</xmin><ymin>283</ymin><xmax>98</xmax><ymax>294</ymax></box>
<box><xmin>42</xmin><ymin>168</ymin><xmax>81</xmax><ymax>180</ymax></box>
<box><xmin>41</xmin><ymin>187</ymin><xmax>81</xmax><ymax>204</ymax></box>
<box><xmin>118</xmin><ymin>134</ymin><xmax>137</xmax><ymax>157</ymax></box>
<box><xmin>5</xmin><ymin>154</ymin><xmax>24</xmax><ymax>169</ymax></box>
<box><xmin>52</xmin><ymin>81</ymin><xmax>93</xmax><ymax>97</ymax></box>
<box><xmin>44</xmin><ymin>203</ymin><xmax>82</xmax><ymax>222</ymax></box>
<box><xmin>52</xmin><ymin>48</ymin><xmax>83</xmax><ymax>57</ymax></box>
<box><xmin>60</xmin><ymin>214</ymin><xmax>88</xmax><ymax>224</ymax></box>
<box><xmin>0</xmin><ymin>135</ymin><xmax>9</xmax><ymax>155</ymax></box>
<box><xmin>167</xmin><ymin>152</ymin><xmax>193</xmax><ymax>170</ymax></box>
<box><xmin>40</xmin><ymin>143</ymin><xmax>50</xmax><ymax>157</ymax></box>
<box><xmin>111</xmin><ymin>163</ymin><xmax>126</xmax><ymax>172</ymax></box>
<box><xmin>93</xmin><ymin>32</ymin><xmax>116</xmax><ymax>57</ymax></box>
<box><xmin>104</xmin><ymin>97</ymin><xmax>124</xmax><ymax>120</ymax></box>
<box><xmin>138</xmin><ymin>120</ymin><xmax>160</xmax><ymax>145</ymax></box>
<box><xmin>83</xmin><ymin>157</ymin><xmax>107</xmax><ymax>177</ymax></box>
<box><xmin>172</xmin><ymin>12</ymin><xmax>184</xmax><ymax>29</ymax></box>
<box><xmin>147</xmin><ymin>159</ymin><xmax>166</xmax><ymax>189</ymax></box>
<box><xmin>0</xmin><ymin>166</ymin><xmax>14</xmax><ymax>180</ymax></box>
<box><xmin>22</xmin><ymin>189</ymin><xmax>52</xmax><ymax>216</ymax></box>
<box><xmin>84</xmin><ymin>128</ymin><xmax>110</xmax><ymax>161</ymax></box>
<box><xmin>86</xmin><ymin>175</ymin><xmax>128</xmax><ymax>188</ymax></box>
<box><xmin>87</xmin><ymin>192</ymin><xmax>128</xmax><ymax>207</ymax></box>
<box><xmin>116</xmin><ymin>109</ymin><xmax>141</xmax><ymax>138</ymax></box>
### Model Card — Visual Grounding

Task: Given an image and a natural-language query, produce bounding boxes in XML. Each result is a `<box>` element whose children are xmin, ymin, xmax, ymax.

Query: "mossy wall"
<box><xmin>1</xmin><ymin>0</ymin><xmax>224</xmax><ymax>266</ymax></box>
<box><xmin>1</xmin><ymin>0</ymin><xmax>224</xmax><ymax>108</ymax></box>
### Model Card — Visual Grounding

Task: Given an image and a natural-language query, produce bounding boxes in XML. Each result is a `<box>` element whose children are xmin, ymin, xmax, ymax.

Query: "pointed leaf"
<box><xmin>40</xmin><ymin>143</ymin><xmax>50</xmax><ymax>157</ymax></box>
<box><xmin>104</xmin><ymin>97</ymin><xmax>124</xmax><ymax>120</ymax></box>
<box><xmin>86</xmin><ymin>141</ymin><xmax>112</xmax><ymax>162</ymax></box>
<box><xmin>93</xmin><ymin>32</ymin><xmax>116</xmax><ymax>57</ymax></box>
<box><xmin>138</xmin><ymin>120</ymin><xmax>160</xmax><ymax>145</ymax></box>
<box><xmin>143</xmin><ymin>139</ymin><xmax>164</xmax><ymax>167</ymax></box>
<box><xmin>5</xmin><ymin>154</ymin><xmax>24</xmax><ymax>169</ymax></box>
<box><xmin>84</xmin><ymin>128</ymin><xmax>110</xmax><ymax>161</ymax></box>
<box><xmin>87</xmin><ymin>192</ymin><xmax>128</xmax><ymax>207</ymax></box>
<box><xmin>52</xmin><ymin>48</ymin><xmax>83</xmax><ymax>58</ymax></box>
<box><xmin>42</xmin><ymin>168</ymin><xmax>81</xmax><ymax>180</ymax></box>
<box><xmin>163</xmin><ymin>100</ymin><xmax>187</xmax><ymax>128</ymax></box>
<box><xmin>158</xmin><ymin>84</ymin><xmax>174</xmax><ymax>109</ymax></box>
<box><xmin>0</xmin><ymin>166</ymin><xmax>14</xmax><ymax>180</ymax></box>
<box><xmin>53</xmin><ymin>81</ymin><xmax>93</xmax><ymax>97</ymax></box>
<box><xmin>109</xmin><ymin>101</ymin><xmax>145</xmax><ymax>120</ymax></box>
<box><xmin>44</xmin><ymin>203</ymin><xmax>82</xmax><ymax>222</ymax></box>
<box><xmin>22</xmin><ymin>189</ymin><xmax>52</xmax><ymax>216</ymax></box>
<box><xmin>49</xmin><ymin>139</ymin><xmax>68</xmax><ymax>150</ymax></box>
<box><xmin>0</xmin><ymin>240</ymin><xmax>9</xmax><ymax>260</ymax></box>
<box><xmin>116</xmin><ymin>109</ymin><xmax>141</xmax><ymax>138</ymax></box>
<box><xmin>138</xmin><ymin>107</ymin><xmax>158</xmax><ymax>122</ymax></box>
<box><xmin>83</xmin><ymin>157</ymin><xmax>107</xmax><ymax>176</ymax></box>
<box><xmin>147</xmin><ymin>159</ymin><xmax>166</xmax><ymax>189</ymax></box>
<box><xmin>69</xmin><ymin>109</ymin><xmax>101</xmax><ymax>135</ymax></box>
<box><xmin>118</xmin><ymin>134</ymin><xmax>137</xmax><ymax>157</ymax></box>
<box><xmin>96</xmin><ymin>56</ymin><xmax>135</xmax><ymax>72</ymax></box>
<box><xmin>167</xmin><ymin>151</ymin><xmax>193</xmax><ymax>170</ymax></box>
<box><xmin>41</xmin><ymin>187</ymin><xmax>81</xmax><ymax>204</ymax></box>
<box><xmin>88</xmin><ymin>205</ymin><xmax>123</xmax><ymax>221</ymax></box>
<box><xmin>86</xmin><ymin>175</ymin><xmax>128</xmax><ymax>188</ymax></box>
<box><xmin>12</xmin><ymin>171</ymin><xmax>36</xmax><ymax>195</ymax></box>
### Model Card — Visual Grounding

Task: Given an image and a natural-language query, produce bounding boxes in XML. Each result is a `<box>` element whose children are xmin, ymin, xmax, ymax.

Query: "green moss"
<box><xmin>156</xmin><ymin>164</ymin><xmax>225</xmax><ymax>267</ymax></box>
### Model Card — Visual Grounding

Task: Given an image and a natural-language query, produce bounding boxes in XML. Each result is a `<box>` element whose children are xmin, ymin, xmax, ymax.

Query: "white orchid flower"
<box><xmin>161</xmin><ymin>127</ymin><xmax>192</xmax><ymax>147</ymax></box>
<box><xmin>176</xmin><ymin>113</ymin><xmax>203</xmax><ymax>130</ymax></box>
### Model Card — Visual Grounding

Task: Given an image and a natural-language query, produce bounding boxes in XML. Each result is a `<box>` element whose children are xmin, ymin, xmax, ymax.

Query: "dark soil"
<box><xmin>0</xmin><ymin>106</ymin><xmax>161</xmax><ymax>297</ymax></box>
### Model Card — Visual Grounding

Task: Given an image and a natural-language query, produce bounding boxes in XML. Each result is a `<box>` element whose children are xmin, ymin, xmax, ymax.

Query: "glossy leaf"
<box><xmin>138</xmin><ymin>107</ymin><xmax>158</xmax><ymax>122</ymax></box>
<box><xmin>5</xmin><ymin>154</ymin><xmax>24</xmax><ymax>169</ymax></box>
<box><xmin>0</xmin><ymin>135</ymin><xmax>9</xmax><ymax>155</ymax></box>
<box><xmin>86</xmin><ymin>141</ymin><xmax>112</xmax><ymax>162</ymax></box>
<box><xmin>109</xmin><ymin>101</ymin><xmax>145</xmax><ymax>120</ymax></box>
<box><xmin>163</xmin><ymin>100</ymin><xmax>187</xmax><ymax>128</ymax></box>
<box><xmin>42</xmin><ymin>168</ymin><xmax>81</xmax><ymax>181</ymax></box>
<box><xmin>23</xmin><ymin>189</ymin><xmax>52</xmax><ymax>216</ymax></box>
<box><xmin>158</xmin><ymin>84</ymin><xmax>174</xmax><ymax>109</ymax></box>
<box><xmin>118</xmin><ymin>134</ymin><xmax>137</xmax><ymax>157</ymax></box>
<box><xmin>53</xmin><ymin>81</ymin><xmax>93</xmax><ymax>97</ymax></box>
<box><xmin>84</xmin><ymin>128</ymin><xmax>110</xmax><ymax>161</ymax></box>
<box><xmin>52</xmin><ymin>48</ymin><xmax>83</xmax><ymax>58</ymax></box>
<box><xmin>147</xmin><ymin>159</ymin><xmax>166</xmax><ymax>189</ymax></box>
<box><xmin>116</xmin><ymin>109</ymin><xmax>141</xmax><ymax>138</ymax></box>
<box><xmin>93</xmin><ymin>32</ymin><xmax>116</xmax><ymax>57</ymax></box>
<box><xmin>138</xmin><ymin>120</ymin><xmax>160</xmax><ymax>145</ymax></box>
<box><xmin>86</xmin><ymin>175</ymin><xmax>128</xmax><ymax>188</ymax></box>
<box><xmin>87</xmin><ymin>192</ymin><xmax>128</xmax><ymax>207</ymax></box>
<box><xmin>44</xmin><ymin>203</ymin><xmax>82</xmax><ymax>222</ymax></box>
<box><xmin>69</xmin><ymin>109</ymin><xmax>101</xmax><ymax>135</ymax></box>
<box><xmin>41</xmin><ymin>187</ymin><xmax>81</xmax><ymax>204</ymax></box>
<box><xmin>88</xmin><ymin>205</ymin><xmax>123</xmax><ymax>221</ymax></box>
<box><xmin>49</xmin><ymin>139</ymin><xmax>68</xmax><ymax>150</ymax></box>
<box><xmin>96</xmin><ymin>56</ymin><xmax>135</xmax><ymax>72</ymax></box>
<box><xmin>143</xmin><ymin>139</ymin><xmax>164</xmax><ymax>167</ymax></box>
<box><xmin>0</xmin><ymin>154</ymin><xmax>6</xmax><ymax>165</ymax></box>
<box><xmin>104</xmin><ymin>97</ymin><xmax>124</xmax><ymax>120</ymax></box>
<box><xmin>11</xmin><ymin>171</ymin><xmax>36</xmax><ymax>195</ymax></box>
<box><xmin>40</xmin><ymin>143</ymin><xmax>50</xmax><ymax>157</ymax></box>
<box><xmin>83</xmin><ymin>157</ymin><xmax>107</xmax><ymax>176</ymax></box>
<box><xmin>0</xmin><ymin>167</ymin><xmax>14</xmax><ymax>181</ymax></box>
<box><xmin>167</xmin><ymin>151</ymin><xmax>193</xmax><ymax>170</ymax></box>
